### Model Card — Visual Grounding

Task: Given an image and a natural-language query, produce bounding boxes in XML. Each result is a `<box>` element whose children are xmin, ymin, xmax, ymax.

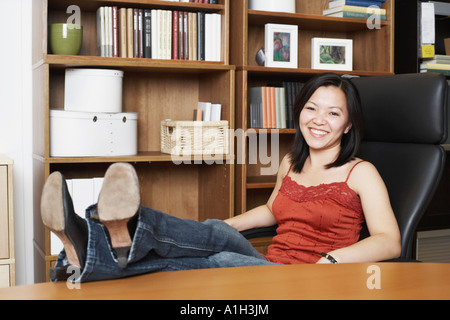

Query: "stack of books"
<box><xmin>96</xmin><ymin>6</ymin><xmax>221</xmax><ymax>61</ymax></box>
<box><xmin>323</xmin><ymin>0</ymin><xmax>386</xmax><ymax>20</ymax></box>
<box><xmin>249</xmin><ymin>82</ymin><xmax>302</xmax><ymax>129</ymax></box>
<box><xmin>420</xmin><ymin>55</ymin><xmax>450</xmax><ymax>76</ymax></box>
<box><xmin>193</xmin><ymin>101</ymin><xmax>222</xmax><ymax>121</ymax></box>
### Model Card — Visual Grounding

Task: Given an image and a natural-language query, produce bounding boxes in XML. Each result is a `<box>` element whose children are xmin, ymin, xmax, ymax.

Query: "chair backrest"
<box><xmin>351</xmin><ymin>73</ymin><xmax>448</xmax><ymax>259</ymax></box>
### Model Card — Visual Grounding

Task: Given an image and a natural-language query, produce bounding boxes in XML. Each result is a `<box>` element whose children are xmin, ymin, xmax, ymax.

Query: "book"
<box><xmin>112</xmin><ymin>7</ymin><xmax>118</xmax><ymax>57</ymax></box>
<box><xmin>328</xmin><ymin>0</ymin><xmax>383</xmax><ymax>9</ymax></box>
<box><xmin>96</xmin><ymin>7</ymin><xmax>106</xmax><ymax>56</ymax></box>
<box><xmin>151</xmin><ymin>9</ymin><xmax>158</xmax><ymax>58</ymax></box>
<box><xmin>210</xmin><ymin>103</ymin><xmax>221</xmax><ymax>121</ymax></box>
<box><xmin>172</xmin><ymin>11</ymin><xmax>179</xmax><ymax>59</ymax></box>
<box><xmin>197</xmin><ymin>12</ymin><xmax>205</xmax><ymax>60</ymax></box>
<box><xmin>323</xmin><ymin>5</ymin><xmax>386</xmax><ymax>16</ymax></box>
<box><xmin>326</xmin><ymin>11</ymin><xmax>386</xmax><ymax>20</ymax></box>
<box><xmin>193</xmin><ymin>108</ymin><xmax>203</xmax><ymax>121</ymax></box>
<box><xmin>422</xmin><ymin>55</ymin><xmax>450</xmax><ymax>64</ymax></box>
<box><xmin>127</xmin><ymin>8</ymin><xmax>134</xmax><ymax>58</ymax></box>
<box><xmin>421</xmin><ymin>62</ymin><xmax>450</xmax><ymax>70</ymax></box>
<box><xmin>118</xmin><ymin>8</ymin><xmax>127</xmax><ymax>58</ymax></box>
<box><xmin>198</xmin><ymin>101</ymin><xmax>212</xmax><ymax>121</ymax></box>
<box><xmin>205</xmin><ymin>13</ymin><xmax>221</xmax><ymax>62</ymax></box>
<box><xmin>144</xmin><ymin>10</ymin><xmax>152</xmax><ymax>58</ymax></box>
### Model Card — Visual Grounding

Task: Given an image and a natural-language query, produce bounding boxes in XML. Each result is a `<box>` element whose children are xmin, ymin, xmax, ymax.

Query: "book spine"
<box><xmin>127</xmin><ymin>8</ymin><xmax>134</xmax><ymax>58</ymax></box>
<box><xmin>138</xmin><ymin>9</ymin><xmax>144</xmax><ymax>58</ymax></box>
<box><xmin>118</xmin><ymin>8</ymin><xmax>127</xmax><ymax>58</ymax></box>
<box><xmin>197</xmin><ymin>12</ymin><xmax>205</xmax><ymax>61</ymax></box>
<box><xmin>329</xmin><ymin>0</ymin><xmax>383</xmax><ymax>8</ymax></box>
<box><xmin>133</xmin><ymin>9</ymin><xmax>138</xmax><ymax>57</ymax></box>
<box><xmin>112</xmin><ymin>7</ymin><xmax>118</xmax><ymax>57</ymax></box>
<box><xmin>172</xmin><ymin>11</ymin><xmax>179</xmax><ymax>59</ymax></box>
<box><xmin>144</xmin><ymin>10</ymin><xmax>152</xmax><ymax>58</ymax></box>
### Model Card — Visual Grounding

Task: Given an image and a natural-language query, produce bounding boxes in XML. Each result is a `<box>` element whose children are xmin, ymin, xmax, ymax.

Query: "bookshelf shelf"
<box><xmin>46</xmin><ymin>152</ymin><xmax>234</xmax><ymax>164</ymax></box>
<box><xmin>248</xmin><ymin>10</ymin><xmax>389</xmax><ymax>32</ymax></box>
<box><xmin>49</xmin><ymin>0</ymin><xmax>225</xmax><ymax>12</ymax></box>
<box><xmin>241</xmin><ymin>65</ymin><xmax>393</xmax><ymax>77</ymax></box>
<box><xmin>230</xmin><ymin>0</ymin><xmax>395</xmax><ymax>215</ymax></box>
<box><xmin>33</xmin><ymin>0</ymin><xmax>233</xmax><ymax>282</ymax></box>
<box><xmin>46</xmin><ymin>54</ymin><xmax>235</xmax><ymax>72</ymax></box>
<box><xmin>246</xmin><ymin>175</ymin><xmax>276</xmax><ymax>189</ymax></box>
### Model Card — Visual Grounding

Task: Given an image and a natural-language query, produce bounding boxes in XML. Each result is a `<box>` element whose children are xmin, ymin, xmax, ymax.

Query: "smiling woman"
<box><xmin>40</xmin><ymin>73</ymin><xmax>400</xmax><ymax>284</ymax></box>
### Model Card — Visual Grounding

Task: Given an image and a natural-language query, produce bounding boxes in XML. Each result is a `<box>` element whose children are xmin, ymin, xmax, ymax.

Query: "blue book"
<box><xmin>329</xmin><ymin>0</ymin><xmax>383</xmax><ymax>8</ymax></box>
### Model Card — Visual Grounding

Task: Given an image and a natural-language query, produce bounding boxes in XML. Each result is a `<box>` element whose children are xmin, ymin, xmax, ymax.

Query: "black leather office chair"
<box><xmin>242</xmin><ymin>72</ymin><xmax>448</xmax><ymax>261</ymax></box>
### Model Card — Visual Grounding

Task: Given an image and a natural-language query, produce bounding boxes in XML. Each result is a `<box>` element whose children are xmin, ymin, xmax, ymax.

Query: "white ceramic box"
<box><xmin>50</xmin><ymin>110</ymin><xmax>138</xmax><ymax>157</ymax></box>
<box><xmin>64</xmin><ymin>68</ymin><xmax>124</xmax><ymax>113</ymax></box>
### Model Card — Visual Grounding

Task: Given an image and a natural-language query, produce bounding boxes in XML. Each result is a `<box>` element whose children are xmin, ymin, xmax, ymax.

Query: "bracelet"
<box><xmin>320</xmin><ymin>252</ymin><xmax>338</xmax><ymax>264</ymax></box>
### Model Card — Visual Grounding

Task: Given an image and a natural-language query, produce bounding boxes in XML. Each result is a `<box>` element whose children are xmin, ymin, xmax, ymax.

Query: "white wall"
<box><xmin>0</xmin><ymin>0</ymin><xmax>34</xmax><ymax>285</ymax></box>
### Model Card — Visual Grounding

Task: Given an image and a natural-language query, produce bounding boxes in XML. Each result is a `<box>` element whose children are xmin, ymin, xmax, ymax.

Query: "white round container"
<box><xmin>248</xmin><ymin>0</ymin><xmax>295</xmax><ymax>13</ymax></box>
<box><xmin>64</xmin><ymin>68</ymin><xmax>124</xmax><ymax>113</ymax></box>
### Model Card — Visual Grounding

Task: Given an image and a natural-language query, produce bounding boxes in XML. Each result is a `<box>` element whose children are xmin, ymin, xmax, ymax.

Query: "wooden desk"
<box><xmin>1</xmin><ymin>263</ymin><xmax>449</xmax><ymax>300</ymax></box>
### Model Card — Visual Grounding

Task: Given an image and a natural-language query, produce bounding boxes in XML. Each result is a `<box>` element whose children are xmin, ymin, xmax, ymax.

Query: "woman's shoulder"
<box><xmin>278</xmin><ymin>154</ymin><xmax>293</xmax><ymax>178</ymax></box>
<box><xmin>347</xmin><ymin>158</ymin><xmax>384</xmax><ymax>192</ymax></box>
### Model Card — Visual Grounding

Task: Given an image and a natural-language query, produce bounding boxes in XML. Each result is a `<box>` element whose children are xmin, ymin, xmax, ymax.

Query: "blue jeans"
<box><xmin>55</xmin><ymin>204</ymin><xmax>276</xmax><ymax>282</ymax></box>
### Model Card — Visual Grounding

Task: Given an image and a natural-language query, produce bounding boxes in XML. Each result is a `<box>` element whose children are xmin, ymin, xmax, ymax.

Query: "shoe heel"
<box><xmin>41</xmin><ymin>172</ymin><xmax>87</xmax><ymax>269</ymax></box>
<box><xmin>98</xmin><ymin>163</ymin><xmax>140</xmax><ymax>267</ymax></box>
<box><xmin>114</xmin><ymin>247</ymin><xmax>130</xmax><ymax>269</ymax></box>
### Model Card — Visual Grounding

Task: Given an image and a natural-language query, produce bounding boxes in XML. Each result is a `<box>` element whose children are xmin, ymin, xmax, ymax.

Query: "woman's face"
<box><xmin>299</xmin><ymin>85</ymin><xmax>352</xmax><ymax>153</ymax></box>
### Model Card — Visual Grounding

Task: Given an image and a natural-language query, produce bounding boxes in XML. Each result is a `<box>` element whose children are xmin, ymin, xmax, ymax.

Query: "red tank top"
<box><xmin>265</xmin><ymin>161</ymin><xmax>365</xmax><ymax>264</ymax></box>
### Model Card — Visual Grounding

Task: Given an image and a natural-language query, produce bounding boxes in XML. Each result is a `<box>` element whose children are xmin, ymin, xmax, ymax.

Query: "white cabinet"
<box><xmin>0</xmin><ymin>156</ymin><xmax>14</xmax><ymax>287</ymax></box>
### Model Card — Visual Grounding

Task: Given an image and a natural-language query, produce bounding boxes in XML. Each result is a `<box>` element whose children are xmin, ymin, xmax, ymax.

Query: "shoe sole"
<box><xmin>41</xmin><ymin>172</ymin><xmax>81</xmax><ymax>268</ymax></box>
<box><xmin>97</xmin><ymin>163</ymin><xmax>140</xmax><ymax>250</ymax></box>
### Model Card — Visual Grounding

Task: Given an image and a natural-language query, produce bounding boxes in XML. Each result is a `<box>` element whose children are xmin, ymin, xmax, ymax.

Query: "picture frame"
<box><xmin>264</xmin><ymin>23</ymin><xmax>298</xmax><ymax>68</ymax></box>
<box><xmin>311</xmin><ymin>38</ymin><xmax>353</xmax><ymax>71</ymax></box>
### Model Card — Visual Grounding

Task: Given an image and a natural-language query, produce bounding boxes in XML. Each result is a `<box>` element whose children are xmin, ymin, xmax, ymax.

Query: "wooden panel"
<box><xmin>0</xmin><ymin>166</ymin><xmax>9</xmax><ymax>259</ymax></box>
<box><xmin>32</xmin><ymin>0</ymin><xmax>46</xmax><ymax>64</ymax></box>
<box><xmin>249</xmin><ymin>236</ymin><xmax>272</xmax><ymax>254</ymax></box>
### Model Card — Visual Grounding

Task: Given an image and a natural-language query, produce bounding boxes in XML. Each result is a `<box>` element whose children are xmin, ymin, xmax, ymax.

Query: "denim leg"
<box><xmin>128</xmin><ymin>206</ymin><xmax>264</xmax><ymax>263</ymax></box>
<box><xmin>71</xmin><ymin>204</ymin><xmax>270</xmax><ymax>282</ymax></box>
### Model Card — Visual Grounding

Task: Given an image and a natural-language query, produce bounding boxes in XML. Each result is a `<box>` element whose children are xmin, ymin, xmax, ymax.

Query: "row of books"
<box><xmin>249</xmin><ymin>82</ymin><xmax>302</xmax><ymax>130</ymax></box>
<box><xmin>193</xmin><ymin>101</ymin><xmax>222</xmax><ymax>121</ymax></box>
<box><xmin>420</xmin><ymin>55</ymin><xmax>450</xmax><ymax>76</ymax></box>
<box><xmin>96</xmin><ymin>6</ymin><xmax>221</xmax><ymax>61</ymax></box>
<box><xmin>323</xmin><ymin>0</ymin><xmax>387</xmax><ymax>20</ymax></box>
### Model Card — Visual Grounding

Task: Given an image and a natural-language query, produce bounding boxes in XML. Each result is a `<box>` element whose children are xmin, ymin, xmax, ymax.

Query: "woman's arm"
<box><xmin>224</xmin><ymin>155</ymin><xmax>291</xmax><ymax>232</ymax></box>
<box><xmin>317</xmin><ymin>161</ymin><xmax>401</xmax><ymax>263</ymax></box>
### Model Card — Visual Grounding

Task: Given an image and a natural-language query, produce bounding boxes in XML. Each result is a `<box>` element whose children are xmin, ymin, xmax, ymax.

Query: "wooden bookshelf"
<box><xmin>32</xmin><ymin>0</ymin><xmax>233</xmax><ymax>282</ymax></box>
<box><xmin>230</xmin><ymin>0</ymin><xmax>395</xmax><ymax>215</ymax></box>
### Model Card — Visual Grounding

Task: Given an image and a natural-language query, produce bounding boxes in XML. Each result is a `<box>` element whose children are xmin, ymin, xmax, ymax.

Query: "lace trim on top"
<box><xmin>279</xmin><ymin>175</ymin><xmax>363</xmax><ymax>214</ymax></box>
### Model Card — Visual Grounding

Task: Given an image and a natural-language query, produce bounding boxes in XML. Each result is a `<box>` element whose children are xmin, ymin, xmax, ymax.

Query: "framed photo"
<box><xmin>311</xmin><ymin>38</ymin><xmax>353</xmax><ymax>71</ymax></box>
<box><xmin>264</xmin><ymin>24</ymin><xmax>298</xmax><ymax>68</ymax></box>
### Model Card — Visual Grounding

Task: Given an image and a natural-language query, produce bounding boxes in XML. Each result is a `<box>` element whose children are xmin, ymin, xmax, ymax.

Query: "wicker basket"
<box><xmin>161</xmin><ymin>120</ymin><xmax>229</xmax><ymax>156</ymax></box>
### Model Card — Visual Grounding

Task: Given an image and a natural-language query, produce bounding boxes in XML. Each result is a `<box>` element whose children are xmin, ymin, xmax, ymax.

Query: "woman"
<box><xmin>41</xmin><ymin>73</ymin><xmax>401</xmax><ymax>282</ymax></box>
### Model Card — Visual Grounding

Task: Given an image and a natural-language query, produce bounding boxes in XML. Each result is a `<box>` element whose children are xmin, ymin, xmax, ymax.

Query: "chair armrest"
<box><xmin>240</xmin><ymin>225</ymin><xmax>278</xmax><ymax>240</ymax></box>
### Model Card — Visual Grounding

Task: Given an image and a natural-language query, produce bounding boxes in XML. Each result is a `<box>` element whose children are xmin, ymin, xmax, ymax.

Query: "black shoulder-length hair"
<box><xmin>288</xmin><ymin>73</ymin><xmax>364</xmax><ymax>173</ymax></box>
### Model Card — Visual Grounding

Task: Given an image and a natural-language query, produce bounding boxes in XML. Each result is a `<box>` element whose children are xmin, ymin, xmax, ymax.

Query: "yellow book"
<box><xmin>421</xmin><ymin>63</ymin><xmax>450</xmax><ymax>70</ymax></box>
